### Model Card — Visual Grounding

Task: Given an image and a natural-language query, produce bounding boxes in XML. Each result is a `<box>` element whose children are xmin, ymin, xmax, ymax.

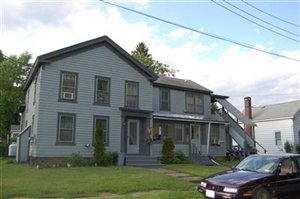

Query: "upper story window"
<box><xmin>59</xmin><ymin>71</ymin><xmax>78</xmax><ymax>102</ymax></box>
<box><xmin>125</xmin><ymin>81</ymin><xmax>138</xmax><ymax>108</ymax></box>
<box><xmin>57</xmin><ymin>113</ymin><xmax>76</xmax><ymax>145</ymax></box>
<box><xmin>275</xmin><ymin>131</ymin><xmax>281</xmax><ymax>145</ymax></box>
<box><xmin>186</xmin><ymin>93</ymin><xmax>203</xmax><ymax>114</ymax></box>
<box><xmin>95</xmin><ymin>76</ymin><xmax>110</xmax><ymax>105</ymax></box>
<box><xmin>160</xmin><ymin>88</ymin><xmax>170</xmax><ymax>111</ymax></box>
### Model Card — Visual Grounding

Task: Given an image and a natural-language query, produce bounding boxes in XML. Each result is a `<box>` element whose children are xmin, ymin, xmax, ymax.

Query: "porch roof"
<box><xmin>152</xmin><ymin>112</ymin><xmax>225</xmax><ymax>124</ymax></box>
<box><xmin>216</xmin><ymin>98</ymin><xmax>256</xmax><ymax>126</ymax></box>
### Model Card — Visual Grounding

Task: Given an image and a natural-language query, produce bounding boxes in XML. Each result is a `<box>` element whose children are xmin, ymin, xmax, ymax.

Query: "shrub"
<box><xmin>161</xmin><ymin>138</ymin><xmax>175</xmax><ymax>164</ymax></box>
<box><xmin>0</xmin><ymin>140</ymin><xmax>8</xmax><ymax>157</ymax></box>
<box><xmin>67</xmin><ymin>153</ymin><xmax>84</xmax><ymax>167</ymax></box>
<box><xmin>284</xmin><ymin>140</ymin><xmax>293</xmax><ymax>153</ymax></box>
<box><xmin>295</xmin><ymin>143</ymin><xmax>300</xmax><ymax>154</ymax></box>
<box><xmin>173</xmin><ymin>151</ymin><xmax>190</xmax><ymax>164</ymax></box>
<box><xmin>94</xmin><ymin>122</ymin><xmax>105</xmax><ymax>165</ymax></box>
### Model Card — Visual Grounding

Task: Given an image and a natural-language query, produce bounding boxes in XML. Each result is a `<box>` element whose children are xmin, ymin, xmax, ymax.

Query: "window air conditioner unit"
<box><xmin>63</xmin><ymin>92</ymin><xmax>74</xmax><ymax>100</ymax></box>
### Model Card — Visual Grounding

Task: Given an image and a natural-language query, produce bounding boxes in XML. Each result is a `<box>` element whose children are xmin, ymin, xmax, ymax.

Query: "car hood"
<box><xmin>205</xmin><ymin>169</ymin><xmax>272</xmax><ymax>187</ymax></box>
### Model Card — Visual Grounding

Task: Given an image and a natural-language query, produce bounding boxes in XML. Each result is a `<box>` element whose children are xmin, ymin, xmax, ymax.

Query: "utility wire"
<box><xmin>211</xmin><ymin>0</ymin><xmax>299</xmax><ymax>43</ymax></box>
<box><xmin>100</xmin><ymin>0</ymin><xmax>300</xmax><ymax>62</ymax></box>
<box><xmin>241</xmin><ymin>0</ymin><xmax>300</xmax><ymax>28</ymax></box>
<box><xmin>223</xmin><ymin>0</ymin><xmax>300</xmax><ymax>38</ymax></box>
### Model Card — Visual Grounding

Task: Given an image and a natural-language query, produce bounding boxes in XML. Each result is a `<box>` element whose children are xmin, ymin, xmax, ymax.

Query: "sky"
<box><xmin>1</xmin><ymin>0</ymin><xmax>299</xmax><ymax>110</ymax></box>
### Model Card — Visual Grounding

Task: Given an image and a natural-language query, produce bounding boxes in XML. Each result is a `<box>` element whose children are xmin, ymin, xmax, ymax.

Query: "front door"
<box><xmin>191</xmin><ymin>124</ymin><xmax>201</xmax><ymax>153</ymax></box>
<box><xmin>127</xmin><ymin>119</ymin><xmax>140</xmax><ymax>154</ymax></box>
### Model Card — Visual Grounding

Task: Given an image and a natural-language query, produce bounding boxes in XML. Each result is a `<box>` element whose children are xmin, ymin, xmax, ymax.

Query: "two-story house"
<box><xmin>16</xmin><ymin>36</ymin><xmax>258</xmax><ymax>166</ymax></box>
<box><xmin>251</xmin><ymin>100</ymin><xmax>300</xmax><ymax>154</ymax></box>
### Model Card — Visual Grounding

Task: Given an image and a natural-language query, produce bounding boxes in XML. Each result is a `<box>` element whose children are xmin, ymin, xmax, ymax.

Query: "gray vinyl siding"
<box><xmin>34</xmin><ymin>45</ymin><xmax>153</xmax><ymax>157</ymax></box>
<box><xmin>20</xmin><ymin>68</ymin><xmax>42</xmax><ymax>157</ymax></box>
<box><xmin>153</xmin><ymin>87</ymin><xmax>211</xmax><ymax>117</ymax></box>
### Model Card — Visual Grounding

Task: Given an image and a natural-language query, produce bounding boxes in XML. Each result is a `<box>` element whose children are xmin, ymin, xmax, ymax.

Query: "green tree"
<box><xmin>93</xmin><ymin>122</ymin><xmax>105</xmax><ymax>165</ymax></box>
<box><xmin>0</xmin><ymin>51</ymin><xmax>32</xmax><ymax>146</ymax></box>
<box><xmin>131</xmin><ymin>42</ymin><xmax>177</xmax><ymax>77</ymax></box>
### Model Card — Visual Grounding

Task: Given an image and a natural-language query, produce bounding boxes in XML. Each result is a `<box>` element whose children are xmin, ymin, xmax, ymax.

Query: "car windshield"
<box><xmin>235</xmin><ymin>155</ymin><xmax>280</xmax><ymax>174</ymax></box>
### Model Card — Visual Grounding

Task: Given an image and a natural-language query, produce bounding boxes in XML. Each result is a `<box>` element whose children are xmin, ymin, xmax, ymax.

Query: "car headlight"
<box><xmin>200</xmin><ymin>181</ymin><xmax>207</xmax><ymax>188</ymax></box>
<box><xmin>223</xmin><ymin>187</ymin><xmax>238</xmax><ymax>193</ymax></box>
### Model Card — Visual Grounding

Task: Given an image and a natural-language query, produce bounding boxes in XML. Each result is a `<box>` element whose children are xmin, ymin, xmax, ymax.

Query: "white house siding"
<box><xmin>255</xmin><ymin>119</ymin><xmax>294</xmax><ymax>154</ymax></box>
<box><xmin>293</xmin><ymin>111</ymin><xmax>300</xmax><ymax>144</ymax></box>
<box><xmin>32</xmin><ymin>45</ymin><xmax>153</xmax><ymax>158</ymax></box>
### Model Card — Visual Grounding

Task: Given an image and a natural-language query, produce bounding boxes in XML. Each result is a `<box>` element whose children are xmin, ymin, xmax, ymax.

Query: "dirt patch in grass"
<box><xmin>129</xmin><ymin>190</ymin><xmax>169</xmax><ymax>197</ymax></box>
<box><xmin>98</xmin><ymin>192</ymin><xmax>122</xmax><ymax>198</ymax></box>
<box><xmin>97</xmin><ymin>190</ymin><xmax>169</xmax><ymax>198</ymax></box>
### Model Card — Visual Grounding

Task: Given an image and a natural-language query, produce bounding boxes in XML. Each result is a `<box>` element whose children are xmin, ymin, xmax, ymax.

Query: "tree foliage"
<box><xmin>0</xmin><ymin>51</ymin><xmax>32</xmax><ymax>142</ymax></box>
<box><xmin>131</xmin><ymin>42</ymin><xmax>177</xmax><ymax>77</ymax></box>
<box><xmin>93</xmin><ymin>122</ymin><xmax>105</xmax><ymax>164</ymax></box>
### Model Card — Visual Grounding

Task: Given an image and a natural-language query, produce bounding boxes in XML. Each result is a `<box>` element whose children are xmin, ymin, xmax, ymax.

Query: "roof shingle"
<box><xmin>252</xmin><ymin>100</ymin><xmax>300</xmax><ymax>121</ymax></box>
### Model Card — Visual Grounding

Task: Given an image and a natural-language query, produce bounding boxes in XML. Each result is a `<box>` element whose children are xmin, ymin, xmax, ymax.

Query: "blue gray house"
<box><xmin>17</xmin><ymin>36</ymin><xmax>262</xmax><ymax>166</ymax></box>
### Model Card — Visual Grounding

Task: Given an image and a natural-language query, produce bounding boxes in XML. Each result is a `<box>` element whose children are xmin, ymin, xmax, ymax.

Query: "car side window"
<box><xmin>280</xmin><ymin>158</ymin><xmax>297</xmax><ymax>176</ymax></box>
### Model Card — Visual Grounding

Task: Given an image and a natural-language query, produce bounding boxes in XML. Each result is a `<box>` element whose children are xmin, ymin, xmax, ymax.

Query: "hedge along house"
<box><xmin>16</xmin><ymin>36</ymin><xmax>260</xmax><ymax>166</ymax></box>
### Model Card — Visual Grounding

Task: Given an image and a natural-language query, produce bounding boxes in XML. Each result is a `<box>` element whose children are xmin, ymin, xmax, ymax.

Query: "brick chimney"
<box><xmin>244</xmin><ymin>97</ymin><xmax>253</xmax><ymax>137</ymax></box>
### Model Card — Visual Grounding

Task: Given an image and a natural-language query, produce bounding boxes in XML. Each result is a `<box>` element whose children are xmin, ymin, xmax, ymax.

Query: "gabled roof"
<box><xmin>252</xmin><ymin>100</ymin><xmax>300</xmax><ymax>121</ymax></box>
<box><xmin>24</xmin><ymin>35</ymin><xmax>158</xmax><ymax>90</ymax></box>
<box><xmin>153</xmin><ymin>76</ymin><xmax>213</xmax><ymax>94</ymax></box>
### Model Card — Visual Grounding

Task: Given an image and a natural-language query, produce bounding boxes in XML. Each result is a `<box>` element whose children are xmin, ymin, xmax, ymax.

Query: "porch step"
<box><xmin>125</xmin><ymin>154</ymin><xmax>161</xmax><ymax>168</ymax></box>
<box><xmin>190</xmin><ymin>154</ymin><xmax>216</xmax><ymax>166</ymax></box>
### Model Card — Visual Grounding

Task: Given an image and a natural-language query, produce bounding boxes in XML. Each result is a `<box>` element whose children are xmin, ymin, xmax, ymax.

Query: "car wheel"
<box><xmin>253</xmin><ymin>187</ymin><xmax>271</xmax><ymax>199</ymax></box>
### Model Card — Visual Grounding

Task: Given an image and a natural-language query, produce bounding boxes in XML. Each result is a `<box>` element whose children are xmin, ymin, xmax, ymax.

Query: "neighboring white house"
<box><xmin>252</xmin><ymin>100</ymin><xmax>300</xmax><ymax>154</ymax></box>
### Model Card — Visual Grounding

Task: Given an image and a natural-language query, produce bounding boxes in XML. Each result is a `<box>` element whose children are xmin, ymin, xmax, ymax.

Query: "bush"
<box><xmin>295</xmin><ymin>143</ymin><xmax>300</xmax><ymax>154</ymax></box>
<box><xmin>0</xmin><ymin>141</ymin><xmax>8</xmax><ymax>157</ymax></box>
<box><xmin>67</xmin><ymin>153</ymin><xmax>85</xmax><ymax>167</ymax></box>
<box><xmin>161</xmin><ymin>138</ymin><xmax>175</xmax><ymax>164</ymax></box>
<box><xmin>284</xmin><ymin>140</ymin><xmax>293</xmax><ymax>153</ymax></box>
<box><xmin>173</xmin><ymin>151</ymin><xmax>190</xmax><ymax>164</ymax></box>
<box><xmin>98</xmin><ymin>152</ymin><xmax>118</xmax><ymax>166</ymax></box>
<box><xmin>94</xmin><ymin>122</ymin><xmax>105</xmax><ymax>165</ymax></box>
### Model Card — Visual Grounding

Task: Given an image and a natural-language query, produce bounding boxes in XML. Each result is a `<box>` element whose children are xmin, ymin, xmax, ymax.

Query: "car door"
<box><xmin>275</xmin><ymin>158</ymin><xmax>300</xmax><ymax>198</ymax></box>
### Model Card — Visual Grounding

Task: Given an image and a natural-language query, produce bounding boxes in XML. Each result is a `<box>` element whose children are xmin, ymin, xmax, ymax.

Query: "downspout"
<box><xmin>150</xmin><ymin>114</ymin><xmax>153</xmax><ymax>156</ymax></box>
<box><xmin>207</xmin><ymin>122</ymin><xmax>211</xmax><ymax>155</ymax></box>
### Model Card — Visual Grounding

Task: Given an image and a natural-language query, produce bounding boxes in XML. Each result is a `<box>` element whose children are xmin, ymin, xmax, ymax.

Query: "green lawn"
<box><xmin>1</xmin><ymin>158</ymin><xmax>231</xmax><ymax>199</ymax></box>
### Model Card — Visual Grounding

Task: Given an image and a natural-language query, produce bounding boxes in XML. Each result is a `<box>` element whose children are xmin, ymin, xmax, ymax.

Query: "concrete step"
<box><xmin>125</xmin><ymin>154</ymin><xmax>161</xmax><ymax>168</ymax></box>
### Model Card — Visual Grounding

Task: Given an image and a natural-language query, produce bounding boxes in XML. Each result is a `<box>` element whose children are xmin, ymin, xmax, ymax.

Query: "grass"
<box><xmin>0</xmin><ymin>158</ymin><xmax>232</xmax><ymax>199</ymax></box>
<box><xmin>164</xmin><ymin>164</ymin><xmax>229</xmax><ymax>178</ymax></box>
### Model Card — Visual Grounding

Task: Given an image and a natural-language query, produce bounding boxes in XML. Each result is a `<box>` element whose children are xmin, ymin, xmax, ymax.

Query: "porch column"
<box><xmin>207</xmin><ymin>122</ymin><xmax>211</xmax><ymax>155</ymax></box>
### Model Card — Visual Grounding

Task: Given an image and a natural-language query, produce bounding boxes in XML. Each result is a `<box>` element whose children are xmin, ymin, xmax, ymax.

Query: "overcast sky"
<box><xmin>1</xmin><ymin>0</ymin><xmax>299</xmax><ymax>110</ymax></box>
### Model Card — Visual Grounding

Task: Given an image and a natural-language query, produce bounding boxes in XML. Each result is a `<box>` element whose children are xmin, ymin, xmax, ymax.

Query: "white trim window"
<box><xmin>275</xmin><ymin>131</ymin><xmax>281</xmax><ymax>146</ymax></box>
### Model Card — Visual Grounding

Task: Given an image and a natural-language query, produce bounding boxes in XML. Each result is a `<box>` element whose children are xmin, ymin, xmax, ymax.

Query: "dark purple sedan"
<box><xmin>197</xmin><ymin>154</ymin><xmax>300</xmax><ymax>199</ymax></box>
